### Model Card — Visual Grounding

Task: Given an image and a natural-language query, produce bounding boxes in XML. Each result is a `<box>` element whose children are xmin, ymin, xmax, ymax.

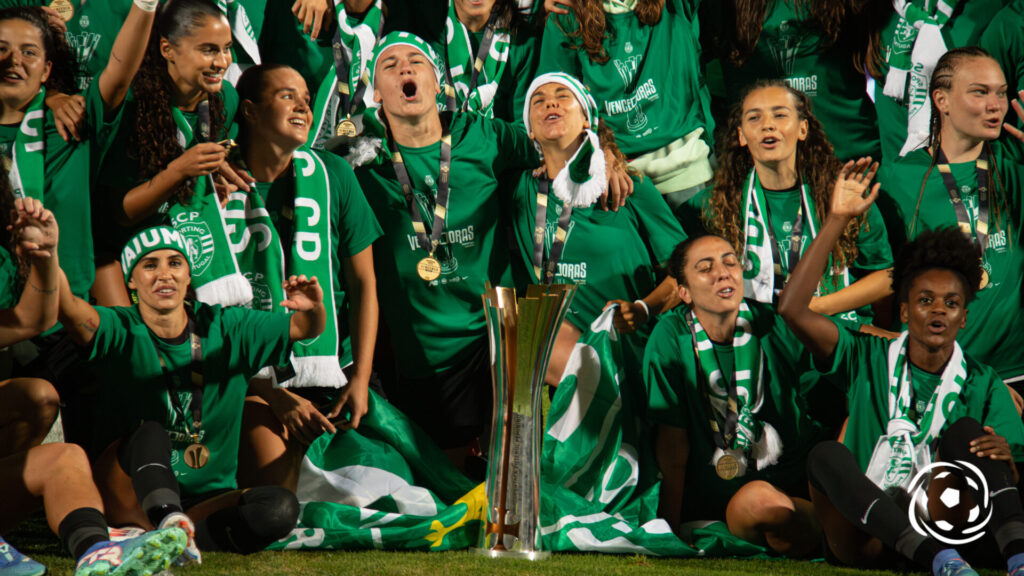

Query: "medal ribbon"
<box><xmin>154</xmin><ymin>311</ymin><xmax>205</xmax><ymax>440</ymax></box>
<box><xmin>389</xmin><ymin>114</ymin><xmax>453</xmax><ymax>259</ymax></box>
<box><xmin>686</xmin><ymin>310</ymin><xmax>739</xmax><ymax>452</ymax></box>
<box><xmin>331</xmin><ymin>2</ymin><xmax>384</xmax><ymax>121</ymax></box>
<box><xmin>532</xmin><ymin>175</ymin><xmax>573</xmax><ymax>284</ymax></box>
<box><xmin>760</xmin><ymin>192</ymin><xmax>805</xmax><ymax>290</ymax></box>
<box><xmin>935</xmin><ymin>147</ymin><xmax>990</xmax><ymax>262</ymax></box>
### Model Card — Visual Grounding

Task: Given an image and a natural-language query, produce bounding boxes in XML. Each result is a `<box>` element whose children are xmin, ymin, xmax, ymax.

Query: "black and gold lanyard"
<box><xmin>532</xmin><ymin>175</ymin><xmax>573</xmax><ymax>285</ymax></box>
<box><xmin>154</xmin><ymin>312</ymin><xmax>208</xmax><ymax>469</ymax></box>
<box><xmin>936</xmin><ymin>147</ymin><xmax>991</xmax><ymax>288</ymax></box>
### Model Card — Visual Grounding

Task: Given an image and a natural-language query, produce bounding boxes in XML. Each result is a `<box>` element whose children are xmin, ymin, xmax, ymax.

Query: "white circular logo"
<box><xmin>177</xmin><ymin>222</ymin><xmax>215</xmax><ymax>276</ymax></box>
<box><xmin>907</xmin><ymin>460</ymin><xmax>993</xmax><ymax>545</ymax></box>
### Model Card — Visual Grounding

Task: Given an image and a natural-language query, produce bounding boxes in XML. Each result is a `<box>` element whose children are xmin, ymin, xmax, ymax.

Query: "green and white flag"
<box><xmin>218</xmin><ymin>0</ymin><xmax>261</xmax><ymax>84</ymax></box>
<box><xmin>540</xmin><ymin>307</ymin><xmax>768</xmax><ymax>556</ymax></box>
<box><xmin>270</xmin><ymin>391</ymin><xmax>486</xmax><ymax>551</ymax></box>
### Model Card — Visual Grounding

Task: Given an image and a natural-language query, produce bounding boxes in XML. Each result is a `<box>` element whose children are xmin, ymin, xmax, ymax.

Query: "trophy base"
<box><xmin>472</xmin><ymin>548</ymin><xmax>551</xmax><ymax>561</ymax></box>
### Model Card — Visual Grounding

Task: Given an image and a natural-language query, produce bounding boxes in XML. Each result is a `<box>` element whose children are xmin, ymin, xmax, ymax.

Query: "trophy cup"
<box><xmin>476</xmin><ymin>283</ymin><xmax>576</xmax><ymax>560</ymax></box>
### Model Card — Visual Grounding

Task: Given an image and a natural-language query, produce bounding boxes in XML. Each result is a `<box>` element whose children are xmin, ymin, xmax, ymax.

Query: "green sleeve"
<box><xmin>220</xmin><ymin>83</ymin><xmax>239</xmax><ymax>140</ymax></box>
<box><xmin>629</xmin><ymin>176</ymin><xmax>687</xmax><ymax>265</ymax></box>
<box><xmin>489</xmin><ymin>117</ymin><xmax>539</xmax><ymax>175</ymax></box>
<box><xmin>220</xmin><ymin>306</ymin><xmax>293</xmax><ymax>378</ymax></box>
<box><xmin>810</xmin><ymin>317</ymin><xmax>865</xmax><ymax>389</ymax></box>
<box><xmin>0</xmin><ymin>246</ymin><xmax>17</xmax><ymax>309</ymax></box>
<box><xmin>322</xmin><ymin>151</ymin><xmax>383</xmax><ymax>257</ymax></box>
<box><xmin>981</xmin><ymin>369</ymin><xmax>1024</xmax><ymax>461</ymax></box>
<box><xmin>643</xmin><ymin>313</ymin><xmax>691</xmax><ymax>428</ymax></box>
<box><xmin>88</xmin><ymin>306</ymin><xmax>130</xmax><ymax>362</ymax></box>
<box><xmin>82</xmin><ymin>75</ymin><xmax>127</xmax><ymax>156</ymax></box>
<box><xmin>850</xmin><ymin>204</ymin><xmax>894</xmax><ymax>275</ymax></box>
<box><xmin>537</xmin><ymin>13</ymin><xmax>582</xmax><ymax>77</ymax></box>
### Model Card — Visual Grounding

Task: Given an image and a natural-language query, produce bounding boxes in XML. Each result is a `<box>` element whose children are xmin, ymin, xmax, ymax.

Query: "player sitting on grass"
<box><xmin>778</xmin><ymin>163</ymin><xmax>1024</xmax><ymax>576</ymax></box>
<box><xmin>56</xmin><ymin>226</ymin><xmax>326</xmax><ymax>564</ymax></box>
<box><xmin>0</xmin><ymin>199</ymin><xmax>187</xmax><ymax>576</ymax></box>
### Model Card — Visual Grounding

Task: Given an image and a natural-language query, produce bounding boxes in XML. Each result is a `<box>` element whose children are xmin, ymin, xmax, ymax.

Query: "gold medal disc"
<box><xmin>183</xmin><ymin>443</ymin><xmax>210</xmax><ymax>469</ymax></box>
<box><xmin>335</xmin><ymin>119</ymin><xmax>358</xmax><ymax>138</ymax></box>
<box><xmin>416</xmin><ymin>257</ymin><xmax>442</xmax><ymax>281</ymax></box>
<box><xmin>49</xmin><ymin>0</ymin><xmax>74</xmax><ymax>22</ymax></box>
<box><xmin>979</xmin><ymin>269</ymin><xmax>989</xmax><ymax>290</ymax></box>
<box><xmin>715</xmin><ymin>453</ymin><xmax>739</xmax><ymax>480</ymax></box>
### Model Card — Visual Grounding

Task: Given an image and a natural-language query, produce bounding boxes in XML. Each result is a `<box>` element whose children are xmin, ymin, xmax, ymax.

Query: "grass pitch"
<box><xmin>9</xmin><ymin>514</ymin><xmax>1007</xmax><ymax>576</ymax></box>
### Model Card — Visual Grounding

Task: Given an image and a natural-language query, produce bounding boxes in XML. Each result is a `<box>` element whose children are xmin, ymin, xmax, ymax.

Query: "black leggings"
<box><xmin>807</xmin><ymin>417</ymin><xmax>1024</xmax><ymax>566</ymax></box>
<box><xmin>118</xmin><ymin>420</ymin><xmax>299</xmax><ymax>554</ymax></box>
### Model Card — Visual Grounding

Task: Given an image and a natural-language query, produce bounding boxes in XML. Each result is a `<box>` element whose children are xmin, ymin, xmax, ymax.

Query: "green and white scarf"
<box><xmin>166</xmin><ymin>107</ymin><xmax>253</xmax><ymax>307</ymax></box>
<box><xmin>224</xmin><ymin>148</ymin><xmax>345</xmax><ymax>389</ymax></box>
<box><xmin>740</xmin><ymin>170</ymin><xmax>851</xmax><ymax>304</ymax></box>
<box><xmin>690</xmin><ymin>302</ymin><xmax>782</xmax><ymax>476</ymax></box>
<box><xmin>8</xmin><ymin>88</ymin><xmax>47</xmax><ymax>201</ymax></box>
<box><xmin>218</xmin><ymin>0</ymin><xmax>262</xmax><ymax>84</ymax></box>
<box><xmin>883</xmin><ymin>0</ymin><xmax>959</xmax><ymax>156</ymax></box>
<box><xmin>444</xmin><ymin>0</ymin><xmax>511</xmax><ymax>117</ymax></box>
<box><xmin>865</xmin><ymin>331</ymin><xmax>966</xmax><ymax>494</ymax></box>
<box><xmin>310</xmin><ymin>0</ymin><xmax>383</xmax><ymax>149</ymax></box>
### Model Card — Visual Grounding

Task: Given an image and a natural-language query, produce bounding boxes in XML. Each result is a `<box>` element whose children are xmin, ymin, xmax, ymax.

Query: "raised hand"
<box><xmin>829</xmin><ymin>157</ymin><xmax>880</xmax><ymax>220</ymax></box>
<box><xmin>292</xmin><ymin>0</ymin><xmax>333</xmax><ymax>40</ymax></box>
<box><xmin>280</xmin><ymin>274</ymin><xmax>324</xmax><ymax>312</ymax></box>
<box><xmin>605</xmin><ymin>299</ymin><xmax>647</xmax><ymax>334</ymax></box>
<box><xmin>45</xmin><ymin>92</ymin><xmax>86</xmax><ymax>142</ymax></box>
<box><xmin>10</xmin><ymin>197</ymin><xmax>58</xmax><ymax>259</ymax></box>
<box><xmin>1004</xmin><ymin>89</ymin><xmax>1024</xmax><ymax>143</ymax></box>
<box><xmin>545</xmin><ymin>0</ymin><xmax>574</xmax><ymax>15</ymax></box>
<box><xmin>168</xmin><ymin>142</ymin><xmax>229</xmax><ymax>180</ymax></box>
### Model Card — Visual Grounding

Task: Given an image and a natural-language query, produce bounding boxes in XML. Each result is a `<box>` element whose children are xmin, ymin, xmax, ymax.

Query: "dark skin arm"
<box><xmin>777</xmin><ymin>157</ymin><xmax>880</xmax><ymax>362</ymax></box>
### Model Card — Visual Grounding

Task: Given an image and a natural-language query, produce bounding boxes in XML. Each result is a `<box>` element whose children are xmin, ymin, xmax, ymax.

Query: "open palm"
<box><xmin>830</xmin><ymin>157</ymin><xmax>880</xmax><ymax>219</ymax></box>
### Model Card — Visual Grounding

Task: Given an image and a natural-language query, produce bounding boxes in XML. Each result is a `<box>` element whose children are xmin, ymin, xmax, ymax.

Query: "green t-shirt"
<box><xmin>510</xmin><ymin>174</ymin><xmax>684</xmax><ymax>330</ymax></box>
<box><xmin>878</xmin><ymin>140</ymin><xmax>1024</xmax><ymax>378</ymax></box>
<box><xmin>875</xmin><ymin>0</ymin><xmax>1006</xmax><ymax>163</ymax></box>
<box><xmin>258</xmin><ymin>0</ymin><xmax>334</xmax><ymax>94</ymax></box>
<box><xmin>643</xmin><ymin>301</ymin><xmax>829</xmax><ymax>521</ymax></box>
<box><xmin>537</xmin><ymin>0</ymin><xmax>713</xmax><ymax>158</ymax></box>
<box><xmin>0</xmin><ymin>81</ymin><xmax>120</xmax><ymax>298</ymax></box>
<box><xmin>251</xmin><ymin>150</ymin><xmax>382</xmax><ymax>367</ymax></box>
<box><xmin>814</xmin><ymin>322</ymin><xmax>1024</xmax><ymax>471</ymax></box>
<box><xmin>89</xmin><ymin>302</ymin><xmax>292</xmax><ymax>496</ymax></box>
<box><xmin>93</xmin><ymin>84</ymin><xmax>240</xmax><ymax>256</ymax></box>
<box><xmin>354</xmin><ymin>113</ymin><xmax>536</xmax><ymax>378</ymax></box>
<box><xmin>980</xmin><ymin>0</ymin><xmax>1024</xmax><ymax>130</ymax></box>
<box><xmin>713</xmin><ymin>0</ymin><xmax>879</xmax><ymax>161</ymax></box>
<box><xmin>682</xmin><ymin>185</ymin><xmax>894</xmax><ymax>323</ymax></box>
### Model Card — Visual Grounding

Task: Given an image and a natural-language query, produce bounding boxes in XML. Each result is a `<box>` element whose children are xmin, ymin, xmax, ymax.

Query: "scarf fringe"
<box><xmin>346</xmin><ymin>137</ymin><xmax>384</xmax><ymax>168</ymax></box>
<box><xmin>551</xmin><ymin>131</ymin><xmax>606</xmax><ymax>208</ymax></box>
<box><xmin>752</xmin><ymin>422</ymin><xmax>783</xmax><ymax>470</ymax></box>
<box><xmin>286</xmin><ymin>356</ymin><xmax>349</xmax><ymax>389</ymax></box>
<box><xmin>194</xmin><ymin>273</ymin><xmax>253</xmax><ymax>307</ymax></box>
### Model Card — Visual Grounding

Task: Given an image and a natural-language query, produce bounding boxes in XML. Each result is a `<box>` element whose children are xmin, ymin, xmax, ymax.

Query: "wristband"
<box><xmin>134</xmin><ymin>0</ymin><xmax>159</xmax><ymax>12</ymax></box>
<box><xmin>633</xmin><ymin>299</ymin><xmax>650</xmax><ymax>323</ymax></box>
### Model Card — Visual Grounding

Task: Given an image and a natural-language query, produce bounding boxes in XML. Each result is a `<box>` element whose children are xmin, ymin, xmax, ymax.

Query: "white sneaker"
<box><xmin>158</xmin><ymin>512</ymin><xmax>201</xmax><ymax>566</ymax></box>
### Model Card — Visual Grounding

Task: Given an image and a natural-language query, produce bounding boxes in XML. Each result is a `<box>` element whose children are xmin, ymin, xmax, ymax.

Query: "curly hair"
<box><xmin>555</xmin><ymin>0</ymin><xmax>664</xmax><ymax>64</ymax></box>
<box><xmin>0</xmin><ymin>7</ymin><xmax>79</xmax><ymax>95</ymax></box>
<box><xmin>706</xmin><ymin>80</ymin><xmax>862</xmax><ymax>272</ymax></box>
<box><xmin>893</xmin><ymin>226</ymin><xmax>982</xmax><ymax>304</ymax></box>
<box><xmin>910</xmin><ymin>47</ymin><xmax>1011</xmax><ymax>245</ymax></box>
<box><xmin>130</xmin><ymin>0</ymin><xmax>227</xmax><ymax>205</ymax></box>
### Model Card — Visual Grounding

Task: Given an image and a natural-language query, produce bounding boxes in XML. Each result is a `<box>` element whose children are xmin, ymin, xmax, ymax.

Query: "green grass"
<box><xmin>6</xmin><ymin>514</ymin><xmax>1009</xmax><ymax>576</ymax></box>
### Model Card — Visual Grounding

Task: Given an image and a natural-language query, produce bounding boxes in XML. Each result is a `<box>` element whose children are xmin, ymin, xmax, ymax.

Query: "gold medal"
<box><xmin>49</xmin><ymin>0</ymin><xmax>74</xmax><ymax>22</ymax></box>
<box><xmin>335</xmin><ymin>118</ymin><xmax>358</xmax><ymax>138</ymax></box>
<box><xmin>416</xmin><ymin>256</ymin><xmax>442</xmax><ymax>281</ymax></box>
<box><xmin>715</xmin><ymin>453</ymin><xmax>739</xmax><ymax>480</ymax></box>
<box><xmin>183</xmin><ymin>443</ymin><xmax>210</xmax><ymax>469</ymax></box>
<box><xmin>979</xmin><ymin>268</ymin><xmax>989</xmax><ymax>290</ymax></box>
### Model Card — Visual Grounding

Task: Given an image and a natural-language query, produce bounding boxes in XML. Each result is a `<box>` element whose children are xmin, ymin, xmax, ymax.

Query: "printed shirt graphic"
<box><xmin>537</xmin><ymin>0</ymin><xmax>711</xmax><ymax>158</ymax></box>
<box><xmin>878</xmin><ymin>140</ymin><xmax>1024</xmax><ymax>378</ymax></box>
<box><xmin>354</xmin><ymin>114</ymin><xmax>536</xmax><ymax>378</ymax></box>
<box><xmin>814</xmin><ymin>322</ymin><xmax>1024</xmax><ymax>471</ymax></box>
<box><xmin>643</xmin><ymin>302</ymin><xmax>830</xmax><ymax>521</ymax></box>
<box><xmin>717</xmin><ymin>0</ymin><xmax>880</xmax><ymax>161</ymax></box>
<box><xmin>89</xmin><ymin>303</ymin><xmax>292</xmax><ymax>496</ymax></box>
<box><xmin>510</xmin><ymin>174</ymin><xmax>684</xmax><ymax>331</ymax></box>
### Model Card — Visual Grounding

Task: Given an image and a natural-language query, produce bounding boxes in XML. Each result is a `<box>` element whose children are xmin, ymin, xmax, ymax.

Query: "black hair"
<box><xmin>893</xmin><ymin>227</ymin><xmax>983</xmax><ymax>305</ymax></box>
<box><xmin>667</xmin><ymin>236</ymin><xmax>711</xmax><ymax>288</ymax></box>
<box><xmin>234</xmin><ymin>63</ymin><xmax>295</xmax><ymax>142</ymax></box>
<box><xmin>0</xmin><ymin>7</ymin><xmax>78</xmax><ymax>94</ymax></box>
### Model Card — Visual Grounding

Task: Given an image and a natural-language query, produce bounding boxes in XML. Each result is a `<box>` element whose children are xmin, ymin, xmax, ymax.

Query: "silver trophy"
<box><xmin>476</xmin><ymin>283</ymin><xmax>576</xmax><ymax>559</ymax></box>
